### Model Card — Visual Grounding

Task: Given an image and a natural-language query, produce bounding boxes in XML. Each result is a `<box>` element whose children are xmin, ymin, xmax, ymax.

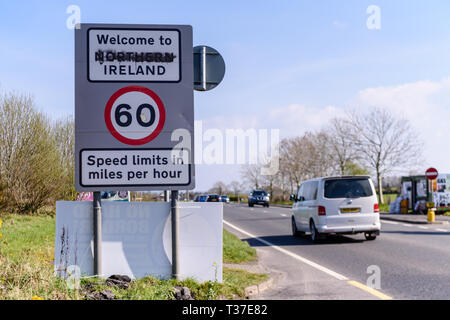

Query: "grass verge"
<box><xmin>223</xmin><ymin>229</ymin><xmax>257</xmax><ymax>263</ymax></box>
<box><xmin>0</xmin><ymin>212</ymin><xmax>267</xmax><ymax>300</ymax></box>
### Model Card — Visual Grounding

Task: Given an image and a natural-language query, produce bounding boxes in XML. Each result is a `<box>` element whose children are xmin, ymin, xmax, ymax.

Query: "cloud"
<box><xmin>332</xmin><ymin>20</ymin><xmax>348</xmax><ymax>29</ymax></box>
<box><xmin>353</xmin><ymin>77</ymin><xmax>450</xmax><ymax>173</ymax></box>
<box><xmin>267</xmin><ymin>104</ymin><xmax>340</xmax><ymax>137</ymax></box>
<box><xmin>199</xmin><ymin>103</ymin><xmax>341</xmax><ymax>138</ymax></box>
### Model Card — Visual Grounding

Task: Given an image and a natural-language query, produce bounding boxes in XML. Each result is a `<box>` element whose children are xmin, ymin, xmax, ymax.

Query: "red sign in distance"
<box><xmin>425</xmin><ymin>167</ymin><xmax>439</xmax><ymax>180</ymax></box>
<box><xmin>104</xmin><ymin>86</ymin><xmax>166</xmax><ymax>145</ymax></box>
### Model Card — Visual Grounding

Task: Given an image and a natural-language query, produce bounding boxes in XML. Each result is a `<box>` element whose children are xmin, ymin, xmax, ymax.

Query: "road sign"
<box><xmin>75</xmin><ymin>24</ymin><xmax>195</xmax><ymax>191</ymax></box>
<box><xmin>193</xmin><ymin>45</ymin><xmax>226</xmax><ymax>91</ymax></box>
<box><xmin>426</xmin><ymin>167</ymin><xmax>439</xmax><ymax>180</ymax></box>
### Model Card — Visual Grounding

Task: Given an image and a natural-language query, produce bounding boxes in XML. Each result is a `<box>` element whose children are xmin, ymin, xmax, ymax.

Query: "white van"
<box><xmin>290</xmin><ymin>176</ymin><xmax>380</xmax><ymax>242</ymax></box>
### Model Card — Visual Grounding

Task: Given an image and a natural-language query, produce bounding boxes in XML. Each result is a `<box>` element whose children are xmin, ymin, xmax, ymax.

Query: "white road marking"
<box><xmin>402</xmin><ymin>223</ymin><xmax>412</xmax><ymax>227</ymax></box>
<box><xmin>381</xmin><ymin>220</ymin><xmax>399</xmax><ymax>225</ymax></box>
<box><xmin>382</xmin><ymin>221</ymin><xmax>449</xmax><ymax>232</ymax></box>
<box><xmin>223</xmin><ymin>220</ymin><xmax>349</xmax><ymax>281</ymax></box>
<box><xmin>280</xmin><ymin>214</ymin><xmax>287</xmax><ymax>217</ymax></box>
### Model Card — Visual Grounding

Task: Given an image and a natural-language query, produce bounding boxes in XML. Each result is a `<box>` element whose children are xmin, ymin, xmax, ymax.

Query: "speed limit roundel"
<box><xmin>104</xmin><ymin>86</ymin><xmax>165</xmax><ymax>145</ymax></box>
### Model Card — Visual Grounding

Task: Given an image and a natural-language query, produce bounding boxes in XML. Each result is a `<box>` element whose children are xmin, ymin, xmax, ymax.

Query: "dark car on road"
<box><xmin>220</xmin><ymin>195</ymin><xmax>230</xmax><ymax>203</ymax></box>
<box><xmin>248</xmin><ymin>190</ymin><xmax>270</xmax><ymax>207</ymax></box>
<box><xmin>207</xmin><ymin>194</ymin><xmax>221</xmax><ymax>202</ymax></box>
<box><xmin>194</xmin><ymin>195</ymin><xmax>208</xmax><ymax>202</ymax></box>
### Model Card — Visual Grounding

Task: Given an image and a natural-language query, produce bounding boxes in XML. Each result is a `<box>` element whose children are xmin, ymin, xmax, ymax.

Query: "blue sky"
<box><xmin>1</xmin><ymin>1</ymin><xmax>449</xmax><ymax>191</ymax></box>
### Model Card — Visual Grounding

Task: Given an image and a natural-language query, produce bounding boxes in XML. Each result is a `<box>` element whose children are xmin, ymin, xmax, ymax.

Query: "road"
<box><xmin>223</xmin><ymin>203</ymin><xmax>450</xmax><ymax>300</ymax></box>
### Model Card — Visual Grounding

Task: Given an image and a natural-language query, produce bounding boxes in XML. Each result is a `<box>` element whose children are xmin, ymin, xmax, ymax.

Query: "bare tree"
<box><xmin>228</xmin><ymin>180</ymin><xmax>243</xmax><ymax>202</ymax></box>
<box><xmin>326</xmin><ymin>118</ymin><xmax>359</xmax><ymax>175</ymax></box>
<box><xmin>240</xmin><ymin>163</ymin><xmax>262</xmax><ymax>190</ymax></box>
<box><xmin>228</xmin><ymin>180</ymin><xmax>242</xmax><ymax>196</ymax></box>
<box><xmin>347</xmin><ymin>107</ymin><xmax>423</xmax><ymax>203</ymax></box>
<box><xmin>209</xmin><ymin>181</ymin><xmax>228</xmax><ymax>195</ymax></box>
<box><xmin>52</xmin><ymin>116</ymin><xmax>75</xmax><ymax>200</ymax></box>
<box><xmin>278</xmin><ymin>133</ymin><xmax>334</xmax><ymax>192</ymax></box>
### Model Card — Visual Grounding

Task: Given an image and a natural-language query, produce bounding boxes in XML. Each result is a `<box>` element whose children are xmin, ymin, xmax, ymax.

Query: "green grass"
<box><xmin>77</xmin><ymin>267</ymin><xmax>268</xmax><ymax>300</ymax></box>
<box><xmin>0</xmin><ymin>214</ymin><xmax>55</xmax><ymax>262</ymax></box>
<box><xmin>223</xmin><ymin>229</ymin><xmax>257</xmax><ymax>263</ymax></box>
<box><xmin>0</xmin><ymin>212</ymin><xmax>267</xmax><ymax>300</ymax></box>
<box><xmin>270</xmin><ymin>201</ymin><xmax>293</xmax><ymax>205</ymax></box>
<box><xmin>376</xmin><ymin>194</ymin><xmax>399</xmax><ymax>212</ymax></box>
<box><xmin>379</xmin><ymin>203</ymin><xmax>390</xmax><ymax>213</ymax></box>
<box><xmin>378</xmin><ymin>193</ymin><xmax>398</xmax><ymax>204</ymax></box>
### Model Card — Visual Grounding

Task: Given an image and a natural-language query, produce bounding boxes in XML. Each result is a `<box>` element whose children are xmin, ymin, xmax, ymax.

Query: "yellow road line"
<box><xmin>224</xmin><ymin>219</ymin><xmax>394</xmax><ymax>300</ymax></box>
<box><xmin>347</xmin><ymin>280</ymin><xmax>393</xmax><ymax>300</ymax></box>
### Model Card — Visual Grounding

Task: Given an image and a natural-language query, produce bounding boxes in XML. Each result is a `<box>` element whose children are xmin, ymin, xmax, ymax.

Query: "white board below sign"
<box><xmin>54</xmin><ymin>201</ymin><xmax>223</xmax><ymax>282</ymax></box>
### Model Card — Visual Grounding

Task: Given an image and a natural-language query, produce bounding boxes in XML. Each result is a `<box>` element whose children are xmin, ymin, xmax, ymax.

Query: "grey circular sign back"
<box><xmin>193</xmin><ymin>45</ymin><xmax>226</xmax><ymax>91</ymax></box>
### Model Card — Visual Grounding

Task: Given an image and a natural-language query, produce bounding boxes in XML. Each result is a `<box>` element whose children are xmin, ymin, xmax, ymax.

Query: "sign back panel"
<box><xmin>75</xmin><ymin>24</ymin><xmax>194</xmax><ymax>191</ymax></box>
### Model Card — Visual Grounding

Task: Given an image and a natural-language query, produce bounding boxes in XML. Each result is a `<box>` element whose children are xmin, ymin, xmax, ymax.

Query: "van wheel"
<box><xmin>310</xmin><ymin>220</ymin><xmax>322</xmax><ymax>243</ymax></box>
<box><xmin>365</xmin><ymin>232</ymin><xmax>377</xmax><ymax>241</ymax></box>
<box><xmin>292</xmin><ymin>217</ymin><xmax>304</xmax><ymax>237</ymax></box>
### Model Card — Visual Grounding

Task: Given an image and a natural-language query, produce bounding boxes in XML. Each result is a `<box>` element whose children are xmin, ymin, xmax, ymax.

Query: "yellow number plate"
<box><xmin>341</xmin><ymin>208</ymin><xmax>360</xmax><ymax>213</ymax></box>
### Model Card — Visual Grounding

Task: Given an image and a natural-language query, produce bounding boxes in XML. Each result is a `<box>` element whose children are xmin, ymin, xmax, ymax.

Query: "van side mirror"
<box><xmin>289</xmin><ymin>194</ymin><xmax>296</xmax><ymax>202</ymax></box>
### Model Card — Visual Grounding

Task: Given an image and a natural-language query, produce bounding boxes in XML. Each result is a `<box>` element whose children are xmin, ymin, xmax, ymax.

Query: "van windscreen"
<box><xmin>324</xmin><ymin>178</ymin><xmax>373</xmax><ymax>199</ymax></box>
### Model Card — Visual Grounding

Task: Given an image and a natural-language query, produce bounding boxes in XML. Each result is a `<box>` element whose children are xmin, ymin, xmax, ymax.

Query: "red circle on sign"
<box><xmin>104</xmin><ymin>86</ymin><xmax>165</xmax><ymax>145</ymax></box>
<box><xmin>426</xmin><ymin>167</ymin><xmax>439</xmax><ymax>180</ymax></box>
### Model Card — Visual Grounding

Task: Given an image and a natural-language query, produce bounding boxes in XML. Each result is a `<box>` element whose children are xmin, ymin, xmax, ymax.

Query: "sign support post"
<box><xmin>93</xmin><ymin>191</ymin><xmax>102</xmax><ymax>276</ymax></box>
<box><xmin>171</xmin><ymin>190</ymin><xmax>180</xmax><ymax>279</ymax></box>
<box><xmin>164</xmin><ymin>190</ymin><xmax>170</xmax><ymax>202</ymax></box>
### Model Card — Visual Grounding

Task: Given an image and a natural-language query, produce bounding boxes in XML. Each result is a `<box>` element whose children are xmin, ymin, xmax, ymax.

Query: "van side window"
<box><xmin>297</xmin><ymin>184</ymin><xmax>304</xmax><ymax>201</ymax></box>
<box><xmin>310</xmin><ymin>181</ymin><xmax>318</xmax><ymax>200</ymax></box>
<box><xmin>303</xmin><ymin>182</ymin><xmax>311</xmax><ymax>200</ymax></box>
<box><xmin>300</xmin><ymin>181</ymin><xmax>319</xmax><ymax>201</ymax></box>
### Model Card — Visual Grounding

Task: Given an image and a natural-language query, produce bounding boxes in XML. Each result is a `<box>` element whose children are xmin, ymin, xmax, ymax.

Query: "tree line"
<box><xmin>240</xmin><ymin>107</ymin><xmax>423</xmax><ymax>204</ymax></box>
<box><xmin>0</xmin><ymin>92</ymin><xmax>423</xmax><ymax>212</ymax></box>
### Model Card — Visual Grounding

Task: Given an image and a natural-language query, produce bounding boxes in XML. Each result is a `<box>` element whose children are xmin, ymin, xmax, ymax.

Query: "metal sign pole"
<box><xmin>93</xmin><ymin>191</ymin><xmax>102</xmax><ymax>276</ymax></box>
<box><xmin>171</xmin><ymin>190</ymin><xmax>180</xmax><ymax>280</ymax></box>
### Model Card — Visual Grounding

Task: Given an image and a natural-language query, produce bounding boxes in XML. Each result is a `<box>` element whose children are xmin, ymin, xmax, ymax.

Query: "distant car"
<box><xmin>220</xmin><ymin>195</ymin><xmax>230</xmax><ymax>203</ymax></box>
<box><xmin>194</xmin><ymin>195</ymin><xmax>208</xmax><ymax>202</ymax></box>
<box><xmin>290</xmin><ymin>176</ymin><xmax>380</xmax><ymax>242</ymax></box>
<box><xmin>248</xmin><ymin>190</ymin><xmax>270</xmax><ymax>207</ymax></box>
<box><xmin>207</xmin><ymin>194</ymin><xmax>221</xmax><ymax>202</ymax></box>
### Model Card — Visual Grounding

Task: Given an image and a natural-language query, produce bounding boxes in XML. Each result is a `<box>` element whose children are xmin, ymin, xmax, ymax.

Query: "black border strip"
<box><xmin>87</xmin><ymin>27</ymin><xmax>182</xmax><ymax>83</ymax></box>
<box><xmin>79</xmin><ymin>148</ymin><xmax>192</xmax><ymax>187</ymax></box>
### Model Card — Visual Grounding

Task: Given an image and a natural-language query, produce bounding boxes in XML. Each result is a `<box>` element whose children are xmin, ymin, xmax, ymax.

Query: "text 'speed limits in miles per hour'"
<box><xmin>80</xmin><ymin>149</ymin><xmax>191</xmax><ymax>187</ymax></box>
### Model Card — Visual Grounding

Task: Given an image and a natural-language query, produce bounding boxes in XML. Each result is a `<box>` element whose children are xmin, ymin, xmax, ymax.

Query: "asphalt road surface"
<box><xmin>223</xmin><ymin>203</ymin><xmax>450</xmax><ymax>300</ymax></box>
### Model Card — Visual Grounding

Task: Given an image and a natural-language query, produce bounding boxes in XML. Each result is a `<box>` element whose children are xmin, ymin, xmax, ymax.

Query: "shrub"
<box><xmin>0</xmin><ymin>93</ymin><xmax>64</xmax><ymax>213</ymax></box>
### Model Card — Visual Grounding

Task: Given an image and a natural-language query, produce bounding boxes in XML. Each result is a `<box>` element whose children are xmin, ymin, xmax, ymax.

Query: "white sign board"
<box><xmin>75</xmin><ymin>24</ymin><xmax>195</xmax><ymax>191</ymax></box>
<box><xmin>88</xmin><ymin>28</ymin><xmax>180</xmax><ymax>82</ymax></box>
<box><xmin>55</xmin><ymin>201</ymin><xmax>223</xmax><ymax>282</ymax></box>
